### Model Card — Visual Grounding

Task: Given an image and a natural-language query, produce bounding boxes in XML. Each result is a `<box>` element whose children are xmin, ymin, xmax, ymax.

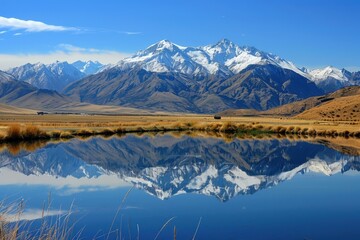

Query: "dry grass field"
<box><xmin>296</xmin><ymin>95</ymin><xmax>360</xmax><ymax>121</ymax></box>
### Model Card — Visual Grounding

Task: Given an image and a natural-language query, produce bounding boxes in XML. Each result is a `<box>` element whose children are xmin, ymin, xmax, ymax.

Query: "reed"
<box><xmin>0</xmin><ymin>199</ymin><xmax>75</xmax><ymax>240</ymax></box>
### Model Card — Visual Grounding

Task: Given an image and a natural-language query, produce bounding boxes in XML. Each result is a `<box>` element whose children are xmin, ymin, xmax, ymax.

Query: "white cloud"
<box><xmin>13</xmin><ymin>32</ymin><xmax>22</xmax><ymax>36</ymax></box>
<box><xmin>122</xmin><ymin>31</ymin><xmax>142</xmax><ymax>35</ymax></box>
<box><xmin>0</xmin><ymin>30</ymin><xmax>6</xmax><ymax>34</ymax></box>
<box><xmin>58</xmin><ymin>43</ymin><xmax>101</xmax><ymax>53</ymax></box>
<box><xmin>0</xmin><ymin>16</ymin><xmax>77</xmax><ymax>32</ymax></box>
<box><xmin>0</xmin><ymin>44</ymin><xmax>132</xmax><ymax>70</ymax></box>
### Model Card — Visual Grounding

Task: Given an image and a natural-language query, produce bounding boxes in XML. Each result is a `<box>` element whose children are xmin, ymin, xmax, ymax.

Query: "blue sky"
<box><xmin>0</xmin><ymin>0</ymin><xmax>359</xmax><ymax>70</ymax></box>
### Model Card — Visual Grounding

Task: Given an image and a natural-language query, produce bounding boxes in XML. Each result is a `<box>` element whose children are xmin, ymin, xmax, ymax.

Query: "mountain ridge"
<box><xmin>7</xmin><ymin>61</ymin><xmax>85</xmax><ymax>92</ymax></box>
<box><xmin>64</xmin><ymin>63</ymin><xmax>322</xmax><ymax>112</ymax></box>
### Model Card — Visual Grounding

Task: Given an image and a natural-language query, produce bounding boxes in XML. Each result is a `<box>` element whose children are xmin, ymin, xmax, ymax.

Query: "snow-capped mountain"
<box><xmin>308</xmin><ymin>66</ymin><xmax>353</xmax><ymax>93</ymax></box>
<box><xmin>116</xmin><ymin>40</ymin><xmax>210</xmax><ymax>76</ymax></box>
<box><xmin>309</xmin><ymin>66</ymin><xmax>349</xmax><ymax>83</ymax></box>
<box><xmin>116</xmin><ymin>39</ymin><xmax>307</xmax><ymax>77</ymax></box>
<box><xmin>72</xmin><ymin>60</ymin><xmax>104</xmax><ymax>75</ymax></box>
<box><xmin>7</xmin><ymin>61</ymin><xmax>85</xmax><ymax>91</ymax></box>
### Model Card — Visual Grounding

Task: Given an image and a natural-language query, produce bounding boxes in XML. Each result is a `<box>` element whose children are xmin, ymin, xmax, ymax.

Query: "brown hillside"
<box><xmin>218</xmin><ymin>109</ymin><xmax>260</xmax><ymax>116</ymax></box>
<box><xmin>265</xmin><ymin>86</ymin><xmax>360</xmax><ymax>117</ymax></box>
<box><xmin>295</xmin><ymin>94</ymin><xmax>360</xmax><ymax>121</ymax></box>
<box><xmin>0</xmin><ymin>103</ymin><xmax>36</xmax><ymax>114</ymax></box>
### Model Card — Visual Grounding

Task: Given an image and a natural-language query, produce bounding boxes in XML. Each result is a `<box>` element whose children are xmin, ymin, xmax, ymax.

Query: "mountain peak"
<box><xmin>309</xmin><ymin>65</ymin><xmax>349</xmax><ymax>83</ymax></box>
<box><xmin>216</xmin><ymin>38</ymin><xmax>236</xmax><ymax>47</ymax></box>
<box><xmin>145</xmin><ymin>39</ymin><xmax>186</xmax><ymax>53</ymax></box>
<box><xmin>71</xmin><ymin>60</ymin><xmax>104</xmax><ymax>75</ymax></box>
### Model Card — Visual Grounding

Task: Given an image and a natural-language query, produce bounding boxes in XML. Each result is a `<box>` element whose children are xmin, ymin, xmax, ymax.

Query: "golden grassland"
<box><xmin>296</xmin><ymin>95</ymin><xmax>360</xmax><ymax>121</ymax></box>
<box><xmin>0</xmin><ymin>114</ymin><xmax>359</xmax><ymax>141</ymax></box>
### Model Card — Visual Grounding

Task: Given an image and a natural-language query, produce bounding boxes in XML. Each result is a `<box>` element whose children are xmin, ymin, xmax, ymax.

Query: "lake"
<box><xmin>0</xmin><ymin>133</ymin><xmax>360</xmax><ymax>239</ymax></box>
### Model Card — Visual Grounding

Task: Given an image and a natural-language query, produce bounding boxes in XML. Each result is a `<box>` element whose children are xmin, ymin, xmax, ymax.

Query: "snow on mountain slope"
<box><xmin>0</xmin><ymin>70</ymin><xmax>17</xmax><ymax>83</ymax></box>
<box><xmin>7</xmin><ymin>61</ymin><xmax>85</xmax><ymax>91</ymax></box>
<box><xmin>307</xmin><ymin>66</ymin><xmax>354</xmax><ymax>93</ymax></box>
<box><xmin>72</xmin><ymin>60</ymin><xmax>104</xmax><ymax>75</ymax></box>
<box><xmin>309</xmin><ymin>66</ymin><xmax>349</xmax><ymax>82</ymax></box>
<box><xmin>117</xmin><ymin>40</ymin><xmax>209</xmax><ymax>75</ymax></box>
<box><xmin>116</xmin><ymin>39</ymin><xmax>307</xmax><ymax>77</ymax></box>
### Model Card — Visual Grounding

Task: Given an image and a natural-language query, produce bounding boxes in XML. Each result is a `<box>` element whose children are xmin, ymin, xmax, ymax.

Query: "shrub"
<box><xmin>307</xmin><ymin>129</ymin><xmax>316</xmax><ymax>136</ymax></box>
<box><xmin>49</xmin><ymin>130</ymin><xmax>61</xmax><ymax>138</ymax></box>
<box><xmin>60</xmin><ymin>131</ymin><xmax>73</xmax><ymax>139</ymax></box>
<box><xmin>6</xmin><ymin>124</ymin><xmax>22</xmax><ymax>140</ymax></box>
<box><xmin>76</xmin><ymin>129</ymin><xmax>93</xmax><ymax>136</ymax></box>
<box><xmin>301</xmin><ymin>128</ymin><xmax>309</xmax><ymax>135</ymax></box>
<box><xmin>286</xmin><ymin>126</ymin><xmax>295</xmax><ymax>134</ymax></box>
<box><xmin>99</xmin><ymin>128</ymin><xmax>115</xmax><ymax>135</ymax></box>
<box><xmin>22</xmin><ymin>125</ymin><xmax>43</xmax><ymax>139</ymax></box>
<box><xmin>275</xmin><ymin>126</ymin><xmax>286</xmax><ymax>134</ymax></box>
<box><xmin>220</xmin><ymin>122</ymin><xmax>236</xmax><ymax>132</ymax></box>
<box><xmin>294</xmin><ymin>127</ymin><xmax>301</xmax><ymax>134</ymax></box>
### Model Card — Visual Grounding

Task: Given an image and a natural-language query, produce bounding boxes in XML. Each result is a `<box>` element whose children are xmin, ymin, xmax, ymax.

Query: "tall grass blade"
<box><xmin>106</xmin><ymin>187</ymin><xmax>133</xmax><ymax>240</ymax></box>
<box><xmin>154</xmin><ymin>216</ymin><xmax>176</xmax><ymax>240</ymax></box>
<box><xmin>192</xmin><ymin>217</ymin><xmax>202</xmax><ymax>240</ymax></box>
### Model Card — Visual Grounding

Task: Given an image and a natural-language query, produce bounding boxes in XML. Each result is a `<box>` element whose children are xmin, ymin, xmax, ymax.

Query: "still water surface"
<box><xmin>0</xmin><ymin>134</ymin><xmax>360</xmax><ymax>239</ymax></box>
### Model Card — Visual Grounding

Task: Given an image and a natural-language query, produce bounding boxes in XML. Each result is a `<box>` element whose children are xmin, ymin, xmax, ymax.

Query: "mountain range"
<box><xmin>1</xmin><ymin>39</ymin><xmax>360</xmax><ymax>113</ymax></box>
<box><xmin>7</xmin><ymin>60</ymin><xmax>104</xmax><ymax>92</ymax></box>
<box><xmin>62</xmin><ymin>39</ymin><xmax>326</xmax><ymax>112</ymax></box>
<box><xmin>0</xmin><ymin>69</ymin><xmax>162</xmax><ymax>114</ymax></box>
<box><xmin>0</xmin><ymin>135</ymin><xmax>359</xmax><ymax>201</ymax></box>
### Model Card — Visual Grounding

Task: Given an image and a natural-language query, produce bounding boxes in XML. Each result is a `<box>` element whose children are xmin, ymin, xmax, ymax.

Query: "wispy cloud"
<box><xmin>13</xmin><ymin>32</ymin><xmax>22</xmax><ymax>36</ymax></box>
<box><xmin>0</xmin><ymin>16</ymin><xmax>77</xmax><ymax>32</ymax></box>
<box><xmin>58</xmin><ymin>43</ymin><xmax>102</xmax><ymax>53</ymax></box>
<box><xmin>0</xmin><ymin>30</ymin><xmax>6</xmax><ymax>34</ymax></box>
<box><xmin>122</xmin><ymin>31</ymin><xmax>142</xmax><ymax>35</ymax></box>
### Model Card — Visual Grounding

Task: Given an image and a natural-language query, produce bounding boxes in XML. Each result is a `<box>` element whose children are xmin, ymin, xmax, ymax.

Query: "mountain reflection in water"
<box><xmin>0</xmin><ymin>134</ymin><xmax>359</xmax><ymax>201</ymax></box>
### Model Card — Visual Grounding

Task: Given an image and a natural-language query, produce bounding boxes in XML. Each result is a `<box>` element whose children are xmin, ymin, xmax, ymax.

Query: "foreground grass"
<box><xmin>0</xmin><ymin>199</ymin><xmax>75</xmax><ymax>240</ymax></box>
<box><xmin>0</xmin><ymin>190</ymin><xmax>192</xmax><ymax>240</ymax></box>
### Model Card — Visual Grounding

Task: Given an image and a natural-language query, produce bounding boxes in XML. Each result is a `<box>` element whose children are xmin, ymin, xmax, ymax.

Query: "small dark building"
<box><xmin>214</xmin><ymin>115</ymin><xmax>221</xmax><ymax>120</ymax></box>
<box><xmin>37</xmin><ymin>112</ymin><xmax>48</xmax><ymax>115</ymax></box>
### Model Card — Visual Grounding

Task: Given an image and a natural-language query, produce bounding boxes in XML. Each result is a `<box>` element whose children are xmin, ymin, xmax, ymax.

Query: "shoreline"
<box><xmin>0</xmin><ymin>114</ymin><xmax>359</xmax><ymax>144</ymax></box>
